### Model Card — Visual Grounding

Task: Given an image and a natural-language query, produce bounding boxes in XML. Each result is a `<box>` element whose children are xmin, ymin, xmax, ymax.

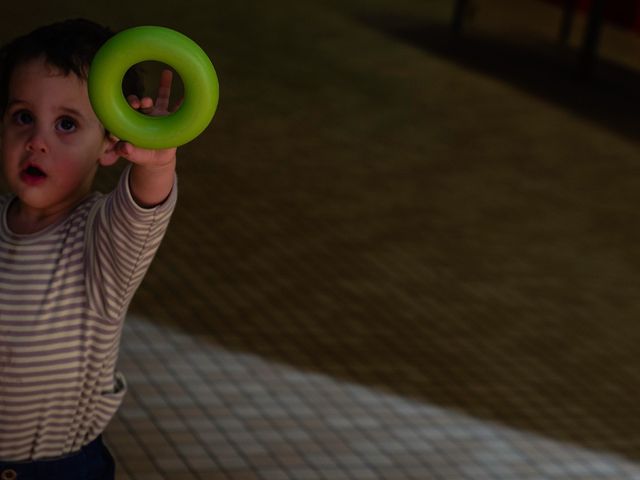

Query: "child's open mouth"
<box><xmin>20</xmin><ymin>164</ymin><xmax>47</xmax><ymax>185</ymax></box>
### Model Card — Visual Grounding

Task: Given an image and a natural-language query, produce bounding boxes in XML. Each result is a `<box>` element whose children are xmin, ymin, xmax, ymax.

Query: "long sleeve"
<box><xmin>85</xmin><ymin>164</ymin><xmax>177</xmax><ymax>322</ymax></box>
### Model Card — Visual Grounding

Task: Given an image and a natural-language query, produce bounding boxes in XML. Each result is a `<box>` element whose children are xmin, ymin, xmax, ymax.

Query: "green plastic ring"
<box><xmin>88</xmin><ymin>26</ymin><xmax>219</xmax><ymax>149</ymax></box>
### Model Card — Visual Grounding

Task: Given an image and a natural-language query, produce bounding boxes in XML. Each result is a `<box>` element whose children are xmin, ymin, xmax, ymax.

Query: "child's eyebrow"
<box><xmin>4</xmin><ymin>101</ymin><xmax>89</xmax><ymax>124</ymax></box>
<box><xmin>5</xmin><ymin>101</ymin><xmax>85</xmax><ymax>119</ymax></box>
<box><xmin>59</xmin><ymin>107</ymin><xmax>85</xmax><ymax>119</ymax></box>
<box><xmin>6</xmin><ymin>99</ymin><xmax>27</xmax><ymax>108</ymax></box>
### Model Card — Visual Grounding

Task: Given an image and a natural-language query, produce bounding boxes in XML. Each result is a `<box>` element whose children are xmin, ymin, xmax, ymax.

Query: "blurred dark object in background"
<box><xmin>544</xmin><ymin>0</ymin><xmax>640</xmax><ymax>31</ymax></box>
<box><xmin>453</xmin><ymin>0</ymin><xmax>640</xmax><ymax>76</ymax></box>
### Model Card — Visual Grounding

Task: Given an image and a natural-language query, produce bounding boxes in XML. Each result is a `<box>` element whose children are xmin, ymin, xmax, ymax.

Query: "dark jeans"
<box><xmin>0</xmin><ymin>436</ymin><xmax>115</xmax><ymax>480</ymax></box>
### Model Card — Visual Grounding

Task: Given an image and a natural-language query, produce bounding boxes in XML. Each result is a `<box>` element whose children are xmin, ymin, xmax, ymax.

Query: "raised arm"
<box><xmin>111</xmin><ymin>69</ymin><xmax>178</xmax><ymax>208</ymax></box>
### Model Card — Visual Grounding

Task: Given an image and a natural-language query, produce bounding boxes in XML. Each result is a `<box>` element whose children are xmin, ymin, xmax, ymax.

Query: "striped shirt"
<box><xmin>0</xmin><ymin>165</ymin><xmax>177</xmax><ymax>461</ymax></box>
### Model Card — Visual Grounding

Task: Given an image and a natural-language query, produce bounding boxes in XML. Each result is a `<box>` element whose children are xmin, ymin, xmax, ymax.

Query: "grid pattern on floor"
<box><xmin>105</xmin><ymin>315</ymin><xmax>640</xmax><ymax>480</ymax></box>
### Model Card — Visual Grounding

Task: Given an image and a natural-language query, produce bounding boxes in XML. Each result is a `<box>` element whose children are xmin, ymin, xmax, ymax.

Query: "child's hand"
<box><xmin>108</xmin><ymin>69</ymin><xmax>180</xmax><ymax>207</ymax></box>
<box><xmin>112</xmin><ymin>69</ymin><xmax>180</xmax><ymax>168</ymax></box>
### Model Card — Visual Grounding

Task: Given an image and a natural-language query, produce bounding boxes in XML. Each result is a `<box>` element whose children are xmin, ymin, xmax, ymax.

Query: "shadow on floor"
<box><xmin>356</xmin><ymin>12</ymin><xmax>640</xmax><ymax>143</ymax></box>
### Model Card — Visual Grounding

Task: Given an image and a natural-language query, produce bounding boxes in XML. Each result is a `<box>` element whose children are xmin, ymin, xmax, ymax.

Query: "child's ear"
<box><xmin>99</xmin><ymin>133</ymin><xmax>120</xmax><ymax>166</ymax></box>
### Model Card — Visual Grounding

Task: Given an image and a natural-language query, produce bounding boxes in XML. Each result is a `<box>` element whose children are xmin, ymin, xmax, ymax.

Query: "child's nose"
<box><xmin>25</xmin><ymin>131</ymin><xmax>48</xmax><ymax>154</ymax></box>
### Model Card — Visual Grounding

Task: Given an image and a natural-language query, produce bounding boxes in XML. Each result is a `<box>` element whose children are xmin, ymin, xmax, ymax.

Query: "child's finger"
<box><xmin>115</xmin><ymin>140</ymin><xmax>133</xmax><ymax>158</ymax></box>
<box><xmin>139</xmin><ymin>97</ymin><xmax>154</xmax><ymax>113</ymax></box>
<box><xmin>126</xmin><ymin>94</ymin><xmax>141</xmax><ymax>109</ymax></box>
<box><xmin>156</xmin><ymin>69</ymin><xmax>173</xmax><ymax>112</ymax></box>
<box><xmin>126</xmin><ymin>95</ymin><xmax>154</xmax><ymax>113</ymax></box>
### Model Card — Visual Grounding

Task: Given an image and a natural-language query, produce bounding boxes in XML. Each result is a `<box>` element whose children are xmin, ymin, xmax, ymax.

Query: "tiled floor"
<box><xmin>106</xmin><ymin>315</ymin><xmax>640</xmax><ymax>479</ymax></box>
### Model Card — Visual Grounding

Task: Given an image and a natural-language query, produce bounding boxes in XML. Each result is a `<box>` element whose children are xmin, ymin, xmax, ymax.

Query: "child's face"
<box><xmin>0</xmin><ymin>56</ymin><xmax>112</xmax><ymax>214</ymax></box>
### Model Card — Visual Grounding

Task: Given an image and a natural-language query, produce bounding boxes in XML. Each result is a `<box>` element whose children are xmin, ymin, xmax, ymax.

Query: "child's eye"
<box><xmin>56</xmin><ymin>116</ymin><xmax>77</xmax><ymax>133</ymax></box>
<box><xmin>12</xmin><ymin>110</ymin><xmax>33</xmax><ymax>125</ymax></box>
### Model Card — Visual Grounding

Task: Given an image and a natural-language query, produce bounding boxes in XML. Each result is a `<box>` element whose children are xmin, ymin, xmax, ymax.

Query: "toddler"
<box><xmin>0</xmin><ymin>18</ymin><xmax>179</xmax><ymax>480</ymax></box>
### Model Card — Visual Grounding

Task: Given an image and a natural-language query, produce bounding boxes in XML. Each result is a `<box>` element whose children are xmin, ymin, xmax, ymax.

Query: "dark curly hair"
<box><xmin>0</xmin><ymin>18</ymin><xmax>142</xmax><ymax>116</ymax></box>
